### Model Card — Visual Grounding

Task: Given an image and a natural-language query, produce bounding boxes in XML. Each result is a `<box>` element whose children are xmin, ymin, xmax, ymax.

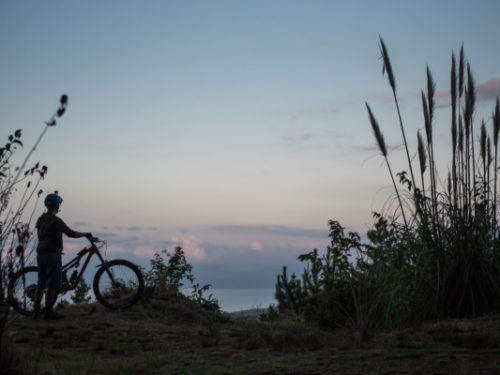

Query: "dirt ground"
<box><xmin>4</xmin><ymin>301</ymin><xmax>500</xmax><ymax>374</ymax></box>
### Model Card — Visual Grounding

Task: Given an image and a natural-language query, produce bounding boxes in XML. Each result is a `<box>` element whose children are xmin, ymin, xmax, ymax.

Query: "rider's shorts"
<box><xmin>37</xmin><ymin>252</ymin><xmax>62</xmax><ymax>290</ymax></box>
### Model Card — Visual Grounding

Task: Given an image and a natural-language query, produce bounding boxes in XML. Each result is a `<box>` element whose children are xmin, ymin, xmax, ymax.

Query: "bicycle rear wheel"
<box><xmin>8</xmin><ymin>266</ymin><xmax>38</xmax><ymax>316</ymax></box>
<box><xmin>93</xmin><ymin>259</ymin><xmax>144</xmax><ymax>309</ymax></box>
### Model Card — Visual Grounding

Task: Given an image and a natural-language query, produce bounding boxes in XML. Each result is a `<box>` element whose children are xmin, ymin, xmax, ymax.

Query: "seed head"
<box><xmin>379</xmin><ymin>36</ymin><xmax>396</xmax><ymax>92</ymax></box>
<box><xmin>366</xmin><ymin>102</ymin><xmax>387</xmax><ymax>157</ymax></box>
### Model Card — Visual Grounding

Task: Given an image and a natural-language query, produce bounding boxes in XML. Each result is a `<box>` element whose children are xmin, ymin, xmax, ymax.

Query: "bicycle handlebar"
<box><xmin>88</xmin><ymin>236</ymin><xmax>101</xmax><ymax>244</ymax></box>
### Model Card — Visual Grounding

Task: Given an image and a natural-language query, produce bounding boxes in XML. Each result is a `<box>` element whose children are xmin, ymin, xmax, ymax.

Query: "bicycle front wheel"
<box><xmin>8</xmin><ymin>266</ymin><xmax>38</xmax><ymax>316</ymax></box>
<box><xmin>93</xmin><ymin>259</ymin><xmax>144</xmax><ymax>309</ymax></box>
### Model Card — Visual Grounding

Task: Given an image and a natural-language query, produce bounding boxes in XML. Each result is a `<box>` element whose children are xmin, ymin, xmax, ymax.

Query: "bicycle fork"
<box><xmin>96</xmin><ymin>251</ymin><xmax>117</xmax><ymax>285</ymax></box>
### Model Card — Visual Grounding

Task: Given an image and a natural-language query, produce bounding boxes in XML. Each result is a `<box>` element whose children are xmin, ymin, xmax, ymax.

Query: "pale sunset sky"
<box><xmin>1</xmin><ymin>1</ymin><xmax>499</xmax><ymax>288</ymax></box>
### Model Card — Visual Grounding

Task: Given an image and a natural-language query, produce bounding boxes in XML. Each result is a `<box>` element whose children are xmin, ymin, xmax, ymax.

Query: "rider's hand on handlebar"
<box><xmin>85</xmin><ymin>232</ymin><xmax>98</xmax><ymax>242</ymax></box>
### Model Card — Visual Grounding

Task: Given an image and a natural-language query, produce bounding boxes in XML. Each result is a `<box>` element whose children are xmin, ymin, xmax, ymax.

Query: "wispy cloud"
<box><xmin>353</xmin><ymin>143</ymin><xmax>403</xmax><ymax>153</ymax></box>
<box><xmin>127</xmin><ymin>226</ymin><xmax>143</xmax><ymax>232</ymax></box>
<box><xmin>289</xmin><ymin>106</ymin><xmax>340</xmax><ymax>121</ymax></box>
<box><xmin>74</xmin><ymin>221</ymin><xmax>89</xmax><ymax>227</ymax></box>
<box><xmin>281</xmin><ymin>131</ymin><xmax>351</xmax><ymax>155</ymax></box>
<box><xmin>211</xmin><ymin>224</ymin><xmax>326</xmax><ymax>238</ymax></box>
<box><xmin>126</xmin><ymin>225</ymin><xmax>158</xmax><ymax>232</ymax></box>
<box><xmin>101</xmin><ymin>225</ymin><xmax>158</xmax><ymax>232</ymax></box>
<box><xmin>282</xmin><ymin>133</ymin><xmax>316</xmax><ymax>141</ymax></box>
<box><xmin>318</xmin><ymin>107</ymin><xmax>340</xmax><ymax>115</ymax></box>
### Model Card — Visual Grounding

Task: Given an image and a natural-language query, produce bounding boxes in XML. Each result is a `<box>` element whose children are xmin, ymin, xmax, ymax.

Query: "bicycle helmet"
<box><xmin>44</xmin><ymin>193</ymin><xmax>63</xmax><ymax>209</ymax></box>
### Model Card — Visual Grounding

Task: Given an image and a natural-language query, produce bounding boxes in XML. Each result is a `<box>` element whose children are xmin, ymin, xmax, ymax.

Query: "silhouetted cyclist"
<box><xmin>33</xmin><ymin>193</ymin><xmax>94</xmax><ymax>319</ymax></box>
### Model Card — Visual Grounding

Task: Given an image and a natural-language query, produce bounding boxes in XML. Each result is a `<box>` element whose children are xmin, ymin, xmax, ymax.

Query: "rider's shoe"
<box><xmin>44</xmin><ymin>310</ymin><xmax>64</xmax><ymax>320</ymax></box>
<box><xmin>33</xmin><ymin>304</ymin><xmax>42</xmax><ymax>320</ymax></box>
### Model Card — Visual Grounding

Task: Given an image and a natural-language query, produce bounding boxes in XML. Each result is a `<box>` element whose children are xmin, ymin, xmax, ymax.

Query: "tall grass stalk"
<box><xmin>379</xmin><ymin>37</ymin><xmax>416</xmax><ymax>193</ymax></box>
<box><xmin>468</xmin><ymin>64</ymin><xmax>477</xmax><ymax>202</ymax></box>
<box><xmin>417</xmin><ymin>130</ymin><xmax>426</xmax><ymax>195</ymax></box>
<box><xmin>366</xmin><ymin>103</ymin><xmax>408</xmax><ymax>229</ymax></box>
<box><xmin>457</xmin><ymin>117</ymin><xmax>464</xmax><ymax>211</ymax></box>
<box><xmin>487</xmin><ymin>137</ymin><xmax>492</xmax><ymax>204</ymax></box>
<box><xmin>493</xmin><ymin>98</ymin><xmax>500</xmax><ymax>228</ymax></box>
<box><xmin>451</xmin><ymin>53</ymin><xmax>458</xmax><ymax>210</ymax></box>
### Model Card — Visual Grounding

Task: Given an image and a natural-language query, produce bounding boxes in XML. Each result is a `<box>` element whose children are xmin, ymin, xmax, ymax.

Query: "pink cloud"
<box><xmin>250</xmin><ymin>241</ymin><xmax>264</xmax><ymax>251</ymax></box>
<box><xmin>170</xmin><ymin>235</ymin><xmax>206</xmax><ymax>262</ymax></box>
<box><xmin>477</xmin><ymin>78</ymin><xmax>500</xmax><ymax>101</ymax></box>
<box><xmin>429</xmin><ymin>77</ymin><xmax>500</xmax><ymax>103</ymax></box>
<box><xmin>434</xmin><ymin>90</ymin><xmax>450</xmax><ymax>100</ymax></box>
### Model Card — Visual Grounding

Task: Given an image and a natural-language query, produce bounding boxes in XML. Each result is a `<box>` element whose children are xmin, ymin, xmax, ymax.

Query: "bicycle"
<box><xmin>8</xmin><ymin>238</ymin><xmax>144</xmax><ymax>316</ymax></box>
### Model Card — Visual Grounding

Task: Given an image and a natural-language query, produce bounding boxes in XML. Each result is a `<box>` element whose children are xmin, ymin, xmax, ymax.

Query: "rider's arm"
<box><xmin>68</xmin><ymin>231</ymin><xmax>92</xmax><ymax>239</ymax></box>
<box><xmin>57</xmin><ymin>218</ymin><xmax>92</xmax><ymax>240</ymax></box>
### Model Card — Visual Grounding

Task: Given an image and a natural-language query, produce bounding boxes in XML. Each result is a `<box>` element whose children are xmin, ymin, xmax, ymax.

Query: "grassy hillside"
<box><xmin>4</xmin><ymin>297</ymin><xmax>500</xmax><ymax>375</ymax></box>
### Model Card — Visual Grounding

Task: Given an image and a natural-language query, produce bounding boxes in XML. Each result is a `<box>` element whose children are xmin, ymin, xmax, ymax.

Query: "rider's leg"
<box><xmin>44</xmin><ymin>253</ymin><xmax>64</xmax><ymax>319</ymax></box>
<box><xmin>45</xmin><ymin>288</ymin><xmax>57</xmax><ymax>309</ymax></box>
<box><xmin>35</xmin><ymin>289</ymin><xmax>45</xmax><ymax>303</ymax></box>
<box><xmin>33</xmin><ymin>289</ymin><xmax>44</xmax><ymax>319</ymax></box>
<box><xmin>34</xmin><ymin>253</ymin><xmax>46</xmax><ymax>318</ymax></box>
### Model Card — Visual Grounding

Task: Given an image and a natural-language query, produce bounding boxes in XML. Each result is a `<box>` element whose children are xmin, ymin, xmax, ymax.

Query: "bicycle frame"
<box><xmin>60</xmin><ymin>242</ymin><xmax>110</xmax><ymax>292</ymax></box>
<box><xmin>8</xmin><ymin>239</ymin><xmax>144</xmax><ymax>315</ymax></box>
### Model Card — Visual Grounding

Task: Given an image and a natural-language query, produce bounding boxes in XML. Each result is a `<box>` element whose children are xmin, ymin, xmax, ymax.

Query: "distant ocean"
<box><xmin>204</xmin><ymin>288</ymin><xmax>276</xmax><ymax>312</ymax></box>
<box><xmin>81</xmin><ymin>286</ymin><xmax>275</xmax><ymax>313</ymax></box>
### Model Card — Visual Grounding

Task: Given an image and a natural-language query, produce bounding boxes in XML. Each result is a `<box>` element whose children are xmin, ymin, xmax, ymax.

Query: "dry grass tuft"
<box><xmin>198</xmin><ymin>326</ymin><xmax>221</xmax><ymax>347</ymax></box>
<box><xmin>451</xmin><ymin>332</ymin><xmax>500</xmax><ymax>349</ymax></box>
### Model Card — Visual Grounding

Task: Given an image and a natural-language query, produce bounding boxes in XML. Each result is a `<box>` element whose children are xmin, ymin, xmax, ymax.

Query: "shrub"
<box><xmin>143</xmin><ymin>246</ymin><xmax>219</xmax><ymax>312</ymax></box>
<box><xmin>274</xmin><ymin>220</ymin><xmax>361</xmax><ymax>328</ymax></box>
<box><xmin>259</xmin><ymin>304</ymin><xmax>279</xmax><ymax>322</ymax></box>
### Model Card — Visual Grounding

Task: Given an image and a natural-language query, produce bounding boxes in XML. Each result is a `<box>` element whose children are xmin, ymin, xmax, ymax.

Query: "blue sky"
<box><xmin>2</xmin><ymin>1</ymin><xmax>500</xmax><ymax>288</ymax></box>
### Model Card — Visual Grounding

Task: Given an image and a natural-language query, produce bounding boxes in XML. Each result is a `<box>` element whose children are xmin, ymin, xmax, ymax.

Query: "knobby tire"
<box><xmin>8</xmin><ymin>266</ymin><xmax>38</xmax><ymax>316</ymax></box>
<box><xmin>93</xmin><ymin>259</ymin><xmax>144</xmax><ymax>310</ymax></box>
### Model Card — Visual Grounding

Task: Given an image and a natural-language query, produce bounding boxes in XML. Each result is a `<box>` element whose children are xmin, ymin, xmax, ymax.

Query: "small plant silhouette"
<box><xmin>0</xmin><ymin>95</ymin><xmax>68</xmax><ymax>370</ymax></box>
<box><xmin>71</xmin><ymin>278</ymin><xmax>92</xmax><ymax>304</ymax></box>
